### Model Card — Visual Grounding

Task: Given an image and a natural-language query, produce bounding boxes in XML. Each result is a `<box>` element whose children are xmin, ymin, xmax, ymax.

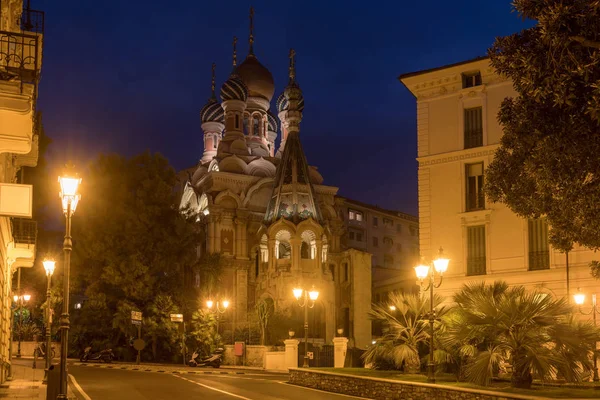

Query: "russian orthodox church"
<box><xmin>180</xmin><ymin>10</ymin><xmax>371</xmax><ymax>348</ymax></box>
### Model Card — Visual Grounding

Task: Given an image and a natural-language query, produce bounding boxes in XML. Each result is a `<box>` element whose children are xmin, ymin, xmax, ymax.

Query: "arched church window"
<box><xmin>301</xmin><ymin>242</ymin><xmax>310</xmax><ymax>259</ymax></box>
<box><xmin>235</xmin><ymin>114</ymin><xmax>240</xmax><ymax>129</ymax></box>
<box><xmin>278</xmin><ymin>242</ymin><xmax>291</xmax><ymax>259</ymax></box>
<box><xmin>243</xmin><ymin>115</ymin><xmax>249</xmax><ymax>135</ymax></box>
<box><xmin>213</xmin><ymin>136</ymin><xmax>218</xmax><ymax>149</ymax></box>
<box><xmin>253</xmin><ymin>116</ymin><xmax>260</xmax><ymax>136</ymax></box>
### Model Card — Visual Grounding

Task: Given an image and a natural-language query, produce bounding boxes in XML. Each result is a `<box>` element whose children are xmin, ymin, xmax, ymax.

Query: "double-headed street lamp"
<box><xmin>42</xmin><ymin>259</ymin><xmax>55</xmax><ymax>384</ymax></box>
<box><xmin>206</xmin><ymin>299</ymin><xmax>229</xmax><ymax>335</ymax></box>
<box><xmin>13</xmin><ymin>293</ymin><xmax>31</xmax><ymax>358</ymax></box>
<box><xmin>414</xmin><ymin>247</ymin><xmax>449</xmax><ymax>384</ymax></box>
<box><xmin>293</xmin><ymin>287</ymin><xmax>319</xmax><ymax>368</ymax></box>
<box><xmin>574</xmin><ymin>291</ymin><xmax>599</xmax><ymax>382</ymax></box>
<box><xmin>57</xmin><ymin>169</ymin><xmax>81</xmax><ymax>400</ymax></box>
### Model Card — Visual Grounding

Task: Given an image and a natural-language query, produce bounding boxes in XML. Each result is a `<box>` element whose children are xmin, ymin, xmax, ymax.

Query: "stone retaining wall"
<box><xmin>289</xmin><ymin>369</ymin><xmax>547</xmax><ymax>400</ymax></box>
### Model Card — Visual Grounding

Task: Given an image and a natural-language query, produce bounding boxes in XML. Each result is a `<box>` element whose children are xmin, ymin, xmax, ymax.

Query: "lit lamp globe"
<box><xmin>574</xmin><ymin>292</ymin><xmax>586</xmax><ymax>305</ymax></box>
<box><xmin>23</xmin><ymin>294</ymin><xmax>31</xmax><ymax>302</ymax></box>
<box><xmin>43</xmin><ymin>259</ymin><xmax>56</xmax><ymax>276</ymax></box>
<box><xmin>308</xmin><ymin>288</ymin><xmax>319</xmax><ymax>301</ymax></box>
<box><xmin>58</xmin><ymin>174</ymin><xmax>81</xmax><ymax>214</ymax></box>
<box><xmin>13</xmin><ymin>295</ymin><xmax>18</xmax><ymax>303</ymax></box>
<box><xmin>222</xmin><ymin>300</ymin><xmax>230</xmax><ymax>309</ymax></box>
<box><xmin>433</xmin><ymin>250</ymin><xmax>450</xmax><ymax>274</ymax></box>
<box><xmin>293</xmin><ymin>288</ymin><xmax>303</xmax><ymax>300</ymax></box>
<box><xmin>206</xmin><ymin>300</ymin><xmax>214</xmax><ymax>309</ymax></box>
<box><xmin>414</xmin><ymin>264</ymin><xmax>430</xmax><ymax>281</ymax></box>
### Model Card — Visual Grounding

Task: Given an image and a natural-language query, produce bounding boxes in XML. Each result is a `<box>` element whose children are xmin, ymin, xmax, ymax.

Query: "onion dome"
<box><xmin>236</xmin><ymin>55</ymin><xmax>275</xmax><ymax>101</ymax></box>
<box><xmin>200</xmin><ymin>98</ymin><xmax>224</xmax><ymax>123</ymax></box>
<box><xmin>220</xmin><ymin>74</ymin><xmax>248</xmax><ymax>102</ymax></box>
<box><xmin>267</xmin><ymin>110</ymin><xmax>278</xmax><ymax>132</ymax></box>
<box><xmin>277</xmin><ymin>49</ymin><xmax>304</xmax><ymax>113</ymax></box>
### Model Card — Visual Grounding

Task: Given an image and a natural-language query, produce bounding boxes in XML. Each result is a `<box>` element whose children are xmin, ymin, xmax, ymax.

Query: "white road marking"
<box><xmin>173</xmin><ymin>374</ymin><xmax>255</xmax><ymax>400</ymax></box>
<box><xmin>69</xmin><ymin>374</ymin><xmax>93</xmax><ymax>400</ymax></box>
<box><xmin>278</xmin><ymin>381</ymin><xmax>371</xmax><ymax>399</ymax></box>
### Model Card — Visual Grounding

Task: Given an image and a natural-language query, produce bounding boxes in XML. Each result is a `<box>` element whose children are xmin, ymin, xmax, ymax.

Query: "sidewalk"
<box><xmin>0</xmin><ymin>361</ymin><xmax>46</xmax><ymax>399</ymax></box>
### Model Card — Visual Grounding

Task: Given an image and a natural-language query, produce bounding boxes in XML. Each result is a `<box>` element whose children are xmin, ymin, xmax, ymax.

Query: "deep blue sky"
<box><xmin>35</xmin><ymin>0</ymin><xmax>531</xmax><ymax>216</ymax></box>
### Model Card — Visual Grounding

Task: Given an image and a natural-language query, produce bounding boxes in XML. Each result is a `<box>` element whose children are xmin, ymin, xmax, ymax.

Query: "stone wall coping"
<box><xmin>289</xmin><ymin>368</ymin><xmax>553</xmax><ymax>400</ymax></box>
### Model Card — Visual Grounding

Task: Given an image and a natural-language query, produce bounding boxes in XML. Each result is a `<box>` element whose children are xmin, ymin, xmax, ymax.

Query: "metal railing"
<box><xmin>529</xmin><ymin>250</ymin><xmax>550</xmax><ymax>271</ymax></box>
<box><xmin>0</xmin><ymin>29</ymin><xmax>40</xmax><ymax>84</ymax></box>
<box><xmin>464</xmin><ymin>129</ymin><xmax>483</xmax><ymax>149</ymax></box>
<box><xmin>467</xmin><ymin>256</ymin><xmax>486</xmax><ymax>276</ymax></box>
<box><xmin>11</xmin><ymin>218</ymin><xmax>37</xmax><ymax>245</ymax></box>
<box><xmin>20</xmin><ymin>8</ymin><xmax>45</xmax><ymax>34</ymax></box>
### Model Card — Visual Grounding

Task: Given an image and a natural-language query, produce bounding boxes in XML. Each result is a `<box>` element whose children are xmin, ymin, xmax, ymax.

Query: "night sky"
<box><xmin>35</xmin><ymin>0</ymin><xmax>532</xmax><ymax>216</ymax></box>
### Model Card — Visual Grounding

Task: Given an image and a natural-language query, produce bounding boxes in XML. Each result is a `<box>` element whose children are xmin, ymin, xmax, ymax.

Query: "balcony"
<box><xmin>467</xmin><ymin>256</ymin><xmax>486</xmax><ymax>276</ymax></box>
<box><xmin>20</xmin><ymin>8</ymin><xmax>45</xmax><ymax>35</ymax></box>
<box><xmin>529</xmin><ymin>250</ymin><xmax>550</xmax><ymax>271</ymax></box>
<box><xmin>7</xmin><ymin>218</ymin><xmax>37</xmax><ymax>268</ymax></box>
<box><xmin>0</xmin><ymin>29</ymin><xmax>41</xmax><ymax>86</ymax></box>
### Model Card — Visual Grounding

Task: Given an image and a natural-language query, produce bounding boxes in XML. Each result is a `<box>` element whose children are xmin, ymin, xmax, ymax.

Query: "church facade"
<box><xmin>180</xmin><ymin>13</ymin><xmax>372</xmax><ymax>348</ymax></box>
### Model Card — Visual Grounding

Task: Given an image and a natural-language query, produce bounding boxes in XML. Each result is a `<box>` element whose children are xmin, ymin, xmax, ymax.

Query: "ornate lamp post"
<box><xmin>414</xmin><ymin>247</ymin><xmax>449</xmax><ymax>384</ymax></box>
<box><xmin>206</xmin><ymin>299</ymin><xmax>229</xmax><ymax>336</ymax></box>
<box><xmin>293</xmin><ymin>286</ymin><xmax>319</xmax><ymax>368</ymax></box>
<box><xmin>14</xmin><ymin>293</ymin><xmax>31</xmax><ymax>358</ymax></box>
<box><xmin>57</xmin><ymin>170</ymin><xmax>81</xmax><ymax>400</ymax></box>
<box><xmin>574</xmin><ymin>291</ymin><xmax>599</xmax><ymax>382</ymax></box>
<box><xmin>42</xmin><ymin>259</ymin><xmax>55</xmax><ymax>384</ymax></box>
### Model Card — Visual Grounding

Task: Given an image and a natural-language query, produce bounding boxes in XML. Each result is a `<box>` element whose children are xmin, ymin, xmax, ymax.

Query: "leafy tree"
<box><xmin>256</xmin><ymin>298</ymin><xmax>274</xmax><ymax>346</ymax></box>
<box><xmin>485</xmin><ymin>0</ymin><xmax>600</xmax><ymax>251</ymax></box>
<box><xmin>197</xmin><ymin>253</ymin><xmax>223</xmax><ymax>298</ymax></box>
<box><xmin>70</xmin><ymin>151</ymin><xmax>201</xmax><ymax>361</ymax></box>
<box><xmin>445</xmin><ymin>282</ymin><xmax>599</xmax><ymax>388</ymax></box>
<box><xmin>188</xmin><ymin>309</ymin><xmax>220</xmax><ymax>358</ymax></box>
<box><xmin>362</xmin><ymin>292</ymin><xmax>446</xmax><ymax>373</ymax></box>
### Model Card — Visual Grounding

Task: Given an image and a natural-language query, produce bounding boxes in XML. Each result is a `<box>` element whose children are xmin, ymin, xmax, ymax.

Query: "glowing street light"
<box><xmin>14</xmin><ymin>293</ymin><xmax>31</xmax><ymax>358</ymax></box>
<box><xmin>293</xmin><ymin>286</ymin><xmax>319</xmax><ymax>368</ymax></box>
<box><xmin>574</xmin><ymin>290</ymin><xmax>599</xmax><ymax>381</ymax></box>
<box><xmin>42</xmin><ymin>259</ymin><xmax>55</xmax><ymax>384</ymax></box>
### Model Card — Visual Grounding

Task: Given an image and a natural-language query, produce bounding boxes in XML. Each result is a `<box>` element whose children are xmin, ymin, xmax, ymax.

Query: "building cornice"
<box><xmin>417</xmin><ymin>145</ymin><xmax>500</xmax><ymax>167</ymax></box>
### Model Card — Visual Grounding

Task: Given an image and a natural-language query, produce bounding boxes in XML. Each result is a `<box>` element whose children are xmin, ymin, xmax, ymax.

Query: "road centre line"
<box><xmin>69</xmin><ymin>374</ymin><xmax>93</xmax><ymax>400</ymax></box>
<box><xmin>173</xmin><ymin>374</ymin><xmax>255</xmax><ymax>400</ymax></box>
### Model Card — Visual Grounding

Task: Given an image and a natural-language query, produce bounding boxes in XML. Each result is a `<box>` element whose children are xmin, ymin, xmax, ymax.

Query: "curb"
<box><xmin>75</xmin><ymin>363</ymin><xmax>247</xmax><ymax>375</ymax></box>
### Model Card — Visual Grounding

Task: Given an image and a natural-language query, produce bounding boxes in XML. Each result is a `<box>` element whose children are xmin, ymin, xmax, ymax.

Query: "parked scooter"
<box><xmin>79</xmin><ymin>347</ymin><xmax>115</xmax><ymax>363</ymax></box>
<box><xmin>188</xmin><ymin>348</ymin><xmax>223</xmax><ymax>368</ymax></box>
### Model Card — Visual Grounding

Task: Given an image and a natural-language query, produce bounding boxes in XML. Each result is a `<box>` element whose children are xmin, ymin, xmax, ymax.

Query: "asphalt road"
<box><xmin>68</xmin><ymin>364</ymin><xmax>366</xmax><ymax>400</ymax></box>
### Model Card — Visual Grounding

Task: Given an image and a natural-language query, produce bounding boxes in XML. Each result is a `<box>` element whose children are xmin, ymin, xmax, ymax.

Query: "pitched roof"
<box><xmin>397</xmin><ymin>55</ymin><xmax>488</xmax><ymax>81</ymax></box>
<box><xmin>264</xmin><ymin>131</ymin><xmax>322</xmax><ymax>224</ymax></box>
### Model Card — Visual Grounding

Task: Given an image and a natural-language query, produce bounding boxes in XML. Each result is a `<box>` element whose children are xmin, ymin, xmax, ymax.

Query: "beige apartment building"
<box><xmin>399</xmin><ymin>57</ymin><xmax>599</xmax><ymax>301</ymax></box>
<box><xmin>0</xmin><ymin>0</ymin><xmax>43</xmax><ymax>382</ymax></box>
<box><xmin>335</xmin><ymin>197</ymin><xmax>420</xmax><ymax>300</ymax></box>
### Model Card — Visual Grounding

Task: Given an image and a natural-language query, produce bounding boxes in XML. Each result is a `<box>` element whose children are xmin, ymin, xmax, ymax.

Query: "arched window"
<box><xmin>301</xmin><ymin>230</ymin><xmax>317</xmax><ymax>260</ymax></box>
<box><xmin>235</xmin><ymin>114</ymin><xmax>240</xmax><ymax>129</ymax></box>
<box><xmin>253</xmin><ymin>116</ymin><xmax>260</xmax><ymax>136</ymax></box>
<box><xmin>301</xmin><ymin>242</ymin><xmax>310</xmax><ymax>259</ymax></box>
<box><xmin>275</xmin><ymin>230</ymin><xmax>292</xmax><ymax>259</ymax></box>
<box><xmin>243</xmin><ymin>115</ymin><xmax>249</xmax><ymax>135</ymax></box>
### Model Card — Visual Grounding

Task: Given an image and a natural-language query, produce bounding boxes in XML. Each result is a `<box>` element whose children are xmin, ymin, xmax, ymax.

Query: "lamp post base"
<box><xmin>427</xmin><ymin>362</ymin><xmax>436</xmax><ymax>384</ymax></box>
<box><xmin>42</xmin><ymin>368</ymin><xmax>48</xmax><ymax>384</ymax></box>
<box><xmin>302</xmin><ymin>356</ymin><xmax>309</xmax><ymax>368</ymax></box>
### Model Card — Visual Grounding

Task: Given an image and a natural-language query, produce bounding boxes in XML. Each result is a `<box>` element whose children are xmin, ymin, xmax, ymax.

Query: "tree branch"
<box><xmin>570</xmin><ymin>36</ymin><xmax>600</xmax><ymax>50</ymax></box>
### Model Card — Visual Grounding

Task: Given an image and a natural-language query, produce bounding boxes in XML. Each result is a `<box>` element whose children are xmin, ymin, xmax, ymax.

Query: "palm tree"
<box><xmin>445</xmin><ymin>281</ymin><xmax>600</xmax><ymax>389</ymax></box>
<box><xmin>363</xmin><ymin>292</ymin><xmax>446</xmax><ymax>373</ymax></box>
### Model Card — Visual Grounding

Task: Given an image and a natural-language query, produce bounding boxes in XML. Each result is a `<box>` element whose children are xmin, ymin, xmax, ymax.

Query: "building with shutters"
<box><xmin>179</xmin><ymin>10</ymin><xmax>372</xmax><ymax>349</ymax></box>
<box><xmin>399</xmin><ymin>57</ymin><xmax>599</xmax><ymax>300</ymax></box>
<box><xmin>0</xmin><ymin>0</ymin><xmax>43</xmax><ymax>382</ymax></box>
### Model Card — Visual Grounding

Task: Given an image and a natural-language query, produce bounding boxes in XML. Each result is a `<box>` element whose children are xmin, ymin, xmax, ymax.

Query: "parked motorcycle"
<box><xmin>188</xmin><ymin>348</ymin><xmax>223</xmax><ymax>368</ymax></box>
<box><xmin>34</xmin><ymin>342</ymin><xmax>56</xmax><ymax>360</ymax></box>
<box><xmin>79</xmin><ymin>347</ymin><xmax>115</xmax><ymax>363</ymax></box>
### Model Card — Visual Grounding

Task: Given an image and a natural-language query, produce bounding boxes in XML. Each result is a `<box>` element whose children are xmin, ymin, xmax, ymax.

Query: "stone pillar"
<box><xmin>241</xmin><ymin>220</ymin><xmax>248</xmax><ymax>259</ymax></box>
<box><xmin>215</xmin><ymin>222</ymin><xmax>221</xmax><ymax>253</ymax></box>
<box><xmin>208</xmin><ymin>219</ymin><xmax>215</xmax><ymax>253</ymax></box>
<box><xmin>333</xmin><ymin>337</ymin><xmax>348</xmax><ymax>368</ymax></box>
<box><xmin>284</xmin><ymin>339</ymin><xmax>299</xmax><ymax>370</ymax></box>
<box><xmin>268</xmin><ymin>239</ymin><xmax>277</xmax><ymax>271</ymax></box>
<box><xmin>235</xmin><ymin>219</ymin><xmax>243</xmax><ymax>258</ymax></box>
<box><xmin>290</xmin><ymin>237</ymin><xmax>301</xmax><ymax>272</ymax></box>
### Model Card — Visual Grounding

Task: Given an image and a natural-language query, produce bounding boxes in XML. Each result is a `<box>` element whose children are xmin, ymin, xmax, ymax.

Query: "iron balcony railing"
<box><xmin>464</xmin><ymin>129</ymin><xmax>483</xmax><ymax>149</ymax></box>
<box><xmin>467</xmin><ymin>256</ymin><xmax>486</xmax><ymax>276</ymax></box>
<box><xmin>20</xmin><ymin>8</ymin><xmax>45</xmax><ymax>34</ymax></box>
<box><xmin>529</xmin><ymin>250</ymin><xmax>550</xmax><ymax>271</ymax></box>
<box><xmin>11</xmin><ymin>218</ymin><xmax>37</xmax><ymax>245</ymax></box>
<box><xmin>0</xmin><ymin>29</ymin><xmax>40</xmax><ymax>87</ymax></box>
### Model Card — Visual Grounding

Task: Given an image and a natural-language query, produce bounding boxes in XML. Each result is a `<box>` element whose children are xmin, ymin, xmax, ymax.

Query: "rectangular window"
<box><xmin>349</xmin><ymin>209</ymin><xmax>363</xmax><ymax>221</ymax></box>
<box><xmin>462</xmin><ymin>71</ymin><xmax>482</xmax><ymax>88</ymax></box>
<box><xmin>464</xmin><ymin>107</ymin><xmax>483</xmax><ymax>149</ymax></box>
<box><xmin>349</xmin><ymin>231</ymin><xmax>355</xmax><ymax>240</ymax></box>
<box><xmin>467</xmin><ymin>225</ymin><xmax>486</xmax><ymax>276</ymax></box>
<box><xmin>343</xmin><ymin>263</ymin><xmax>349</xmax><ymax>282</ymax></box>
<box><xmin>466</xmin><ymin>163</ymin><xmax>485</xmax><ymax>211</ymax></box>
<box><xmin>528</xmin><ymin>218</ymin><xmax>550</xmax><ymax>270</ymax></box>
<box><xmin>372</xmin><ymin>236</ymin><xmax>378</xmax><ymax>247</ymax></box>
<box><xmin>383</xmin><ymin>237</ymin><xmax>393</xmax><ymax>246</ymax></box>
<box><xmin>356</xmin><ymin>233</ymin><xmax>363</xmax><ymax>242</ymax></box>
<box><xmin>409</xmin><ymin>226</ymin><xmax>417</xmax><ymax>237</ymax></box>
<box><xmin>383</xmin><ymin>218</ymin><xmax>393</xmax><ymax>226</ymax></box>
<box><xmin>356</xmin><ymin>212</ymin><xmax>363</xmax><ymax>221</ymax></box>
<box><xmin>373</xmin><ymin>217</ymin><xmax>378</xmax><ymax>227</ymax></box>
<box><xmin>349</xmin><ymin>210</ymin><xmax>355</xmax><ymax>220</ymax></box>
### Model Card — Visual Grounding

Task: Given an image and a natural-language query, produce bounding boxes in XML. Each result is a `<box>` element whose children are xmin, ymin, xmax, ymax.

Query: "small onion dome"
<box><xmin>276</xmin><ymin>86</ymin><xmax>304</xmax><ymax>113</ymax></box>
<box><xmin>200</xmin><ymin>98</ymin><xmax>224</xmax><ymax>123</ymax></box>
<box><xmin>236</xmin><ymin>55</ymin><xmax>275</xmax><ymax>101</ymax></box>
<box><xmin>276</xmin><ymin>92</ymin><xmax>288</xmax><ymax>113</ymax></box>
<box><xmin>220</xmin><ymin>74</ymin><xmax>248</xmax><ymax>102</ymax></box>
<box><xmin>267</xmin><ymin>110</ymin><xmax>278</xmax><ymax>132</ymax></box>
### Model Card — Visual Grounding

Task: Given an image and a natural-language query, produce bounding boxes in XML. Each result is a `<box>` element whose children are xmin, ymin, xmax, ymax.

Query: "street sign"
<box><xmin>307</xmin><ymin>351</ymin><xmax>314</xmax><ymax>360</ymax></box>
<box><xmin>131</xmin><ymin>311</ymin><xmax>142</xmax><ymax>321</ymax></box>
<box><xmin>133</xmin><ymin>339</ymin><xmax>146</xmax><ymax>351</ymax></box>
<box><xmin>170</xmin><ymin>313</ymin><xmax>183</xmax><ymax>322</ymax></box>
<box><xmin>132</xmin><ymin>320</ymin><xmax>142</xmax><ymax>326</ymax></box>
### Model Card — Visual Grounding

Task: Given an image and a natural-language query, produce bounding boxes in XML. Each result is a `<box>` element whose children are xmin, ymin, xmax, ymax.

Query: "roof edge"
<box><xmin>397</xmin><ymin>55</ymin><xmax>489</xmax><ymax>82</ymax></box>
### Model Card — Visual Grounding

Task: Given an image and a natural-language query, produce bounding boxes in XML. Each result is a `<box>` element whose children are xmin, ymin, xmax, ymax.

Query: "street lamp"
<box><xmin>42</xmin><ymin>259</ymin><xmax>55</xmax><ymax>384</ymax></box>
<box><xmin>206</xmin><ymin>299</ymin><xmax>229</xmax><ymax>335</ymax></box>
<box><xmin>293</xmin><ymin>286</ymin><xmax>319</xmax><ymax>368</ymax></box>
<box><xmin>14</xmin><ymin>293</ymin><xmax>31</xmax><ymax>358</ymax></box>
<box><xmin>415</xmin><ymin>247</ymin><xmax>449</xmax><ymax>384</ymax></box>
<box><xmin>57</xmin><ymin>168</ymin><xmax>81</xmax><ymax>400</ymax></box>
<box><xmin>573</xmin><ymin>290</ymin><xmax>599</xmax><ymax>382</ymax></box>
